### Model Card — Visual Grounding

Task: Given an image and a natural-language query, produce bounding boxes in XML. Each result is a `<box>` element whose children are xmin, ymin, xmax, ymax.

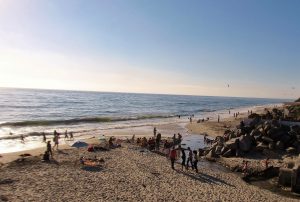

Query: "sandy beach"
<box><xmin>0</xmin><ymin>104</ymin><xmax>299</xmax><ymax>201</ymax></box>
<box><xmin>1</xmin><ymin>142</ymin><xmax>298</xmax><ymax>202</ymax></box>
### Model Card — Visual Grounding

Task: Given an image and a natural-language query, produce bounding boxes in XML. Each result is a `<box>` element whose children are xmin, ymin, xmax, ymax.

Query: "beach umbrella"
<box><xmin>71</xmin><ymin>141</ymin><xmax>88</xmax><ymax>149</ymax></box>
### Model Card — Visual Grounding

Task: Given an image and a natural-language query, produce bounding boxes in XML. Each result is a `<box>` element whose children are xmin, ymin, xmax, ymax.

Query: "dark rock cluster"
<box><xmin>205</xmin><ymin>117</ymin><xmax>300</xmax><ymax>159</ymax></box>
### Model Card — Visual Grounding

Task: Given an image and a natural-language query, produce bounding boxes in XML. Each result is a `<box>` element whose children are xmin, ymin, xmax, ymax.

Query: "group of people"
<box><xmin>42</xmin><ymin>130</ymin><xmax>75</xmax><ymax>161</ymax></box>
<box><xmin>169</xmin><ymin>145</ymin><xmax>201</xmax><ymax>173</ymax></box>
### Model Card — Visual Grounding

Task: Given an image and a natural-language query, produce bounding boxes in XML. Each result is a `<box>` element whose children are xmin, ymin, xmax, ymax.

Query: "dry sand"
<box><xmin>0</xmin><ymin>143</ymin><xmax>298</xmax><ymax>202</ymax></box>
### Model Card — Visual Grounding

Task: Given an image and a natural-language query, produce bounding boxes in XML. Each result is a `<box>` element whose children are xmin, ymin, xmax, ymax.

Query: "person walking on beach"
<box><xmin>42</xmin><ymin>132</ymin><xmax>46</xmax><ymax>142</ymax></box>
<box><xmin>218</xmin><ymin>115</ymin><xmax>220</xmax><ymax>123</ymax></box>
<box><xmin>70</xmin><ymin>132</ymin><xmax>74</xmax><ymax>140</ymax></box>
<box><xmin>169</xmin><ymin>146</ymin><xmax>177</xmax><ymax>170</ymax></box>
<box><xmin>64</xmin><ymin>130</ymin><xmax>68</xmax><ymax>139</ymax></box>
<box><xmin>47</xmin><ymin>141</ymin><xmax>53</xmax><ymax>157</ymax></box>
<box><xmin>193</xmin><ymin>150</ymin><xmax>199</xmax><ymax>173</ymax></box>
<box><xmin>153</xmin><ymin>127</ymin><xmax>157</xmax><ymax>137</ymax></box>
<box><xmin>186</xmin><ymin>147</ymin><xmax>193</xmax><ymax>170</ymax></box>
<box><xmin>53</xmin><ymin>134</ymin><xmax>59</xmax><ymax>150</ymax></box>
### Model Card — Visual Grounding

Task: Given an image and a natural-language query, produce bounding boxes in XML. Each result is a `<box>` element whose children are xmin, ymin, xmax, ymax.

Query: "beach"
<box><xmin>1</xmin><ymin>142</ymin><xmax>298</xmax><ymax>202</ymax></box>
<box><xmin>1</xmin><ymin>104</ymin><xmax>299</xmax><ymax>201</ymax></box>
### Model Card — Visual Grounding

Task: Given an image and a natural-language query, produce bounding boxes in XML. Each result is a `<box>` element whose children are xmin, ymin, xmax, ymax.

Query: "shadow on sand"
<box><xmin>175</xmin><ymin>169</ymin><xmax>235</xmax><ymax>187</ymax></box>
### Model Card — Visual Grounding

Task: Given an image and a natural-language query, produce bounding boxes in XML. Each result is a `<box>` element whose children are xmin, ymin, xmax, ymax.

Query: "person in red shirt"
<box><xmin>169</xmin><ymin>146</ymin><xmax>177</xmax><ymax>170</ymax></box>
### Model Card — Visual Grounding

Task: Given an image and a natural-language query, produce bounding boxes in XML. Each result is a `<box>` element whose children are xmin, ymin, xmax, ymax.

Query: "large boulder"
<box><xmin>222</xmin><ymin>149</ymin><xmax>233</xmax><ymax>157</ymax></box>
<box><xmin>291</xmin><ymin>165</ymin><xmax>300</xmax><ymax>194</ymax></box>
<box><xmin>261</xmin><ymin>136</ymin><xmax>273</xmax><ymax>144</ymax></box>
<box><xmin>276</xmin><ymin>141</ymin><xmax>285</xmax><ymax>150</ymax></box>
<box><xmin>224</xmin><ymin>138</ymin><xmax>238</xmax><ymax>150</ymax></box>
<box><xmin>250</xmin><ymin>129</ymin><xmax>262</xmax><ymax>137</ymax></box>
<box><xmin>278</xmin><ymin>168</ymin><xmax>292</xmax><ymax>186</ymax></box>
<box><xmin>256</xmin><ymin>142</ymin><xmax>268</xmax><ymax>151</ymax></box>
<box><xmin>206</xmin><ymin>149</ymin><xmax>218</xmax><ymax>158</ymax></box>
<box><xmin>239</xmin><ymin>135</ymin><xmax>253</xmax><ymax>152</ymax></box>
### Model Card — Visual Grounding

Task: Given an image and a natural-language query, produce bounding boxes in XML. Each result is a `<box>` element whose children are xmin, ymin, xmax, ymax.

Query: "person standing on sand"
<box><xmin>179</xmin><ymin>146</ymin><xmax>187</xmax><ymax>170</ymax></box>
<box><xmin>218</xmin><ymin>115</ymin><xmax>220</xmax><ymax>123</ymax></box>
<box><xmin>153</xmin><ymin>127</ymin><xmax>157</xmax><ymax>137</ymax></box>
<box><xmin>47</xmin><ymin>141</ymin><xmax>53</xmax><ymax>157</ymax></box>
<box><xmin>169</xmin><ymin>146</ymin><xmax>177</xmax><ymax>170</ymax></box>
<box><xmin>156</xmin><ymin>133</ymin><xmax>161</xmax><ymax>150</ymax></box>
<box><xmin>186</xmin><ymin>147</ymin><xmax>193</xmax><ymax>170</ymax></box>
<box><xmin>53</xmin><ymin>134</ymin><xmax>59</xmax><ymax>150</ymax></box>
<box><xmin>193</xmin><ymin>150</ymin><xmax>199</xmax><ymax>173</ymax></box>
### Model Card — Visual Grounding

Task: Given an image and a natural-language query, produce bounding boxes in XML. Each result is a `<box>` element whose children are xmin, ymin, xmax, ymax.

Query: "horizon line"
<box><xmin>0</xmin><ymin>86</ymin><xmax>293</xmax><ymax>101</ymax></box>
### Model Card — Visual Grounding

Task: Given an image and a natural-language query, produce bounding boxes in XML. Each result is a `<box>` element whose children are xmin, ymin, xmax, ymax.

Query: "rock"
<box><xmin>225</xmin><ymin>138</ymin><xmax>238</xmax><ymax>150</ymax></box>
<box><xmin>215</xmin><ymin>136</ymin><xmax>225</xmax><ymax>146</ymax></box>
<box><xmin>291</xmin><ymin>166</ymin><xmax>300</xmax><ymax>194</ymax></box>
<box><xmin>250</xmin><ymin>129</ymin><xmax>262</xmax><ymax>137</ymax></box>
<box><xmin>276</xmin><ymin>141</ymin><xmax>285</xmax><ymax>150</ymax></box>
<box><xmin>215</xmin><ymin>146</ymin><xmax>223</xmax><ymax>155</ymax></box>
<box><xmin>278</xmin><ymin>168</ymin><xmax>292</xmax><ymax>186</ymax></box>
<box><xmin>268</xmin><ymin>142</ymin><xmax>275</xmax><ymax>150</ymax></box>
<box><xmin>228</xmin><ymin>133</ymin><xmax>236</xmax><ymax>140</ymax></box>
<box><xmin>256</xmin><ymin>142</ymin><xmax>268</xmax><ymax>151</ymax></box>
<box><xmin>271</xmin><ymin>131</ymin><xmax>286</xmax><ymax>141</ymax></box>
<box><xmin>286</xmin><ymin>147</ymin><xmax>296</xmax><ymax>154</ymax></box>
<box><xmin>239</xmin><ymin>135</ymin><xmax>253</xmax><ymax>152</ymax></box>
<box><xmin>248</xmin><ymin>113</ymin><xmax>260</xmax><ymax>119</ymax></box>
<box><xmin>261</xmin><ymin>136</ymin><xmax>273</xmax><ymax>144</ymax></box>
<box><xmin>254</xmin><ymin>135</ymin><xmax>262</xmax><ymax>142</ymax></box>
<box><xmin>280</xmin><ymin>135</ymin><xmax>291</xmax><ymax>145</ymax></box>
<box><xmin>222</xmin><ymin>149</ymin><xmax>233</xmax><ymax>157</ymax></box>
<box><xmin>206</xmin><ymin>149</ymin><xmax>218</xmax><ymax>158</ymax></box>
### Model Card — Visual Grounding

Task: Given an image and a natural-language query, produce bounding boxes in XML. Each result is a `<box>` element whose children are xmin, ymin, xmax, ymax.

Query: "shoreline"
<box><xmin>0</xmin><ymin>103</ymin><xmax>278</xmax><ymax>164</ymax></box>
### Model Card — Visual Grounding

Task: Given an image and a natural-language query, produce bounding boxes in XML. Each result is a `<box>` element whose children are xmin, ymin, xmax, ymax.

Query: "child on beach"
<box><xmin>47</xmin><ymin>141</ymin><xmax>52</xmax><ymax>157</ymax></box>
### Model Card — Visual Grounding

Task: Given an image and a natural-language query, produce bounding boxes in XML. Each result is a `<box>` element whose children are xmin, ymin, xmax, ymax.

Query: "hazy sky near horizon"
<box><xmin>0</xmin><ymin>0</ymin><xmax>299</xmax><ymax>99</ymax></box>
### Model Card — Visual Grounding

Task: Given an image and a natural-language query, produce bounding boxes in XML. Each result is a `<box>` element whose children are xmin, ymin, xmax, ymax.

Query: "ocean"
<box><xmin>0</xmin><ymin>88</ymin><xmax>289</xmax><ymax>153</ymax></box>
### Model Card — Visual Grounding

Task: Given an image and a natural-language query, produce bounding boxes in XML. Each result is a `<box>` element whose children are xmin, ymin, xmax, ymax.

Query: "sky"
<box><xmin>0</xmin><ymin>0</ymin><xmax>299</xmax><ymax>99</ymax></box>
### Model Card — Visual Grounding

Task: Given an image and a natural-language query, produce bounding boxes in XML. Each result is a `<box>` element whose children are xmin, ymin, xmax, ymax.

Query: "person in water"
<box><xmin>169</xmin><ymin>146</ymin><xmax>177</xmax><ymax>170</ymax></box>
<box><xmin>42</xmin><ymin>132</ymin><xmax>46</xmax><ymax>142</ymax></box>
<box><xmin>20</xmin><ymin>135</ymin><xmax>25</xmax><ymax>144</ymax></box>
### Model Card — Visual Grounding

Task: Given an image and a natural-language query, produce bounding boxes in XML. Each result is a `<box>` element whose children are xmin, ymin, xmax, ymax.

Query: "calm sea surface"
<box><xmin>0</xmin><ymin>88</ymin><xmax>289</xmax><ymax>139</ymax></box>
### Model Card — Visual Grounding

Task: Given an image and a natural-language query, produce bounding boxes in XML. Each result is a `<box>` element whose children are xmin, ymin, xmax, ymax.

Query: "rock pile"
<box><xmin>204</xmin><ymin>118</ymin><xmax>300</xmax><ymax>159</ymax></box>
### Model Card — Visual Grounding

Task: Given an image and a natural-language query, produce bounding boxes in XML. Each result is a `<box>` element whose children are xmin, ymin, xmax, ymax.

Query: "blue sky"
<box><xmin>0</xmin><ymin>0</ymin><xmax>299</xmax><ymax>98</ymax></box>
